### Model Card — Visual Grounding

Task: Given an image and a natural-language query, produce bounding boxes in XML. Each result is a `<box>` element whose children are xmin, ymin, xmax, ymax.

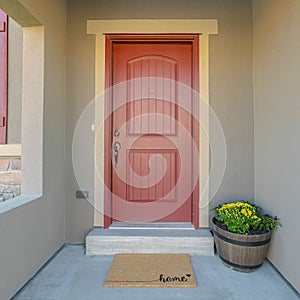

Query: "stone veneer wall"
<box><xmin>0</xmin><ymin>157</ymin><xmax>21</xmax><ymax>201</ymax></box>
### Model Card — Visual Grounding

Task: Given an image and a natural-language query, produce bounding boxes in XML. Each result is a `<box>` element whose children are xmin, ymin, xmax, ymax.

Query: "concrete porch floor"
<box><xmin>14</xmin><ymin>245</ymin><xmax>299</xmax><ymax>300</ymax></box>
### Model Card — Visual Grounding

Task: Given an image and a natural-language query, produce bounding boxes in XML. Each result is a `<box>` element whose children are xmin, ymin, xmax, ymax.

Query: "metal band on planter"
<box><xmin>213</xmin><ymin>230</ymin><xmax>271</xmax><ymax>247</ymax></box>
<box><xmin>219</xmin><ymin>256</ymin><xmax>263</xmax><ymax>271</ymax></box>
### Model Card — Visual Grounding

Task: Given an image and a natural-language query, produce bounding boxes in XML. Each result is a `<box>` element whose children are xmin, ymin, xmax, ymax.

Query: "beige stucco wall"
<box><xmin>8</xmin><ymin>17</ymin><xmax>22</xmax><ymax>144</ymax></box>
<box><xmin>66</xmin><ymin>0</ymin><xmax>254</xmax><ymax>242</ymax></box>
<box><xmin>253</xmin><ymin>0</ymin><xmax>300</xmax><ymax>293</ymax></box>
<box><xmin>0</xmin><ymin>0</ymin><xmax>66</xmax><ymax>299</ymax></box>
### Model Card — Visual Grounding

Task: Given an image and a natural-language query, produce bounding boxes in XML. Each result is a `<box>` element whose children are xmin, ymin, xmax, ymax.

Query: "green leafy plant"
<box><xmin>213</xmin><ymin>201</ymin><xmax>281</xmax><ymax>235</ymax></box>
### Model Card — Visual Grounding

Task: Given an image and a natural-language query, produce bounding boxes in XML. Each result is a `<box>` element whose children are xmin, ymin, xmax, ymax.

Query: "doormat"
<box><xmin>104</xmin><ymin>254</ymin><xmax>197</xmax><ymax>288</ymax></box>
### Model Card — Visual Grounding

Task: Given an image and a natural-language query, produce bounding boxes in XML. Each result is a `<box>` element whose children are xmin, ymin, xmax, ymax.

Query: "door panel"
<box><xmin>106</xmin><ymin>35</ymin><xmax>199</xmax><ymax>225</ymax></box>
<box><xmin>127</xmin><ymin>56</ymin><xmax>177</xmax><ymax>135</ymax></box>
<box><xmin>127</xmin><ymin>149</ymin><xmax>178</xmax><ymax>202</ymax></box>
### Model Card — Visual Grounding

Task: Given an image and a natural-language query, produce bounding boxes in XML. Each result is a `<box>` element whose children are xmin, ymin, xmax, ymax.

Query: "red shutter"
<box><xmin>0</xmin><ymin>10</ymin><xmax>8</xmax><ymax>144</ymax></box>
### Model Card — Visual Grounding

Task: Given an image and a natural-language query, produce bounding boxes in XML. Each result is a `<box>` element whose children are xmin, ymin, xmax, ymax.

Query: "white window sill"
<box><xmin>0</xmin><ymin>144</ymin><xmax>22</xmax><ymax>157</ymax></box>
<box><xmin>0</xmin><ymin>194</ymin><xmax>42</xmax><ymax>215</ymax></box>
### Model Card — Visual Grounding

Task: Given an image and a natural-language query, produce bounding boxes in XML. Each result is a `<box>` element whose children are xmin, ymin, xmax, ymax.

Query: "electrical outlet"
<box><xmin>76</xmin><ymin>190</ymin><xmax>89</xmax><ymax>199</ymax></box>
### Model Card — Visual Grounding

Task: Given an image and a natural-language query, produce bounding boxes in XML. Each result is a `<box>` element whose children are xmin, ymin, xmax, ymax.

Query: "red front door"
<box><xmin>105</xmin><ymin>35</ymin><xmax>199</xmax><ymax>227</ymax></box>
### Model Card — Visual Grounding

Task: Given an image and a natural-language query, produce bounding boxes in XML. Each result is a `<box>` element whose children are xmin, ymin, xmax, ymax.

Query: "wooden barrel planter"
<box><xmin>211</xmin><ymin>217</ymin><xmax>272</xmax><ymax>272</ymax></box>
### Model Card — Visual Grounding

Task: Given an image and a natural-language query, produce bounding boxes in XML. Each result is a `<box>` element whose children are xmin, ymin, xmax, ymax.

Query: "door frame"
<box><xmin>87</xmin><ymin>19</ymin><xmax>218</xmax><ymax>229</ymax></box>
<box><xmin>104</xmin><ymin>34</ymin><xmax>199</xmax><ymax>228</ymax></box>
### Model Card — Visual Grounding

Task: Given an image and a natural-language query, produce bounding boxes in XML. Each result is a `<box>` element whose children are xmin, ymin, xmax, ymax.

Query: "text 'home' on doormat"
<box><xmin>104</xmin><ymin>253</ymin><xmax>197</xmax><ymax>288</ymax></box>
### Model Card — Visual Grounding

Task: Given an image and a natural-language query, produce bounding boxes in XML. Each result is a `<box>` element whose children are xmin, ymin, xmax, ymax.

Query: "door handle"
<box><xmin>113</xmin><ymin>142</ymin><xmax>121</xmax><ymax>169</ymax></box>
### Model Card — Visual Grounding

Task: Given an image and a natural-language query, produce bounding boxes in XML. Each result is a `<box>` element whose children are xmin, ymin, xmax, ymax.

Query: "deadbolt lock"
<box><xmin>114</xmin><ymin>129</ymin><xmax>120</xmax><ymax>137</ymax></box>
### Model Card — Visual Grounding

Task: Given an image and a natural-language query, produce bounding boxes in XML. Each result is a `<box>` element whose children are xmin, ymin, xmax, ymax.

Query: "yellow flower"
<box><xmin>241</xmin><ymin>208</ymin><xmax>247</xmax><ymax>216</ymax></box>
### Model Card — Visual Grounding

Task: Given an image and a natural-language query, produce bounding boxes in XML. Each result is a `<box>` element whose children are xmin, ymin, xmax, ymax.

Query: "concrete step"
<box><xmin>86</xmin><ymin>227</ymin><xmax>214</xmax><ymax>256</ymax></box>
